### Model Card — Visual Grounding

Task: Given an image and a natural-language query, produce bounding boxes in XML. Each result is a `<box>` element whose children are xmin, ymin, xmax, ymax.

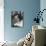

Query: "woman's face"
<box><xmin>14</xmin><ymin>15</ymin><xmax>20</xmax><ymax>23</ymax></box>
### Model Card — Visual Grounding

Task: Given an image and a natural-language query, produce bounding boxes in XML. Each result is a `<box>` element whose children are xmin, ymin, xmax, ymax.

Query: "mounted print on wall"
<box><xmin>11</xmin><ymin>10</ymin><xmax>24</xmax><ymax>27</ymax></box>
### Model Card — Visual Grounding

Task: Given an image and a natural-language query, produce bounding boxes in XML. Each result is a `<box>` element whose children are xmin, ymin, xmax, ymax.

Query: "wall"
<box><xmin>4</xmin><ymin>0</ymin><xmax>40</xmax><ymax>42</ymax></box>
<box><xmin>40</xmin><ymin>0</ymin><xmax>46</xmax><ymax>45</ymax></box>
<box><xmin>40</xmin><ymin>0</ymin><xmax>46</xmax><ymax>27</ymax></box>
<box><xmin>0</xmin><ymin>0</ymin><xmax>4</xmax><ymax>42</ymax></box>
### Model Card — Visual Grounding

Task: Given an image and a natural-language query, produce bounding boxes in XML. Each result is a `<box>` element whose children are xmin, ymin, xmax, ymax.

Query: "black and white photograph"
<box><xmin>11</xmin><ymin>10</ymin><xmax>24</xmax><ymax>27</ymax></box>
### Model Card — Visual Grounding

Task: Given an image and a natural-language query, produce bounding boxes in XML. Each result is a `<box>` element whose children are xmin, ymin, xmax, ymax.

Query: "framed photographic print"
<box><xmin>11</xmin><ymin>10</ymin><xmax>24</xmax><ymax>27</ymax></box>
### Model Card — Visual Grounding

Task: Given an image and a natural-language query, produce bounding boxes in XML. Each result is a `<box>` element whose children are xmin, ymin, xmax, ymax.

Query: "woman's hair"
<box><xmin>12</xmin><ymin>11</ymin><xmax>23</xmax><ymax>21</ymax></box>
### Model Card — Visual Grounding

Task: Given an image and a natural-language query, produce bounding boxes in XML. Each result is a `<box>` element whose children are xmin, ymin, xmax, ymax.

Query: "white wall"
<box><xmin>0</xmin><ymin>0</ymin><xmax>4</xmax><ymax>42</ymax></box>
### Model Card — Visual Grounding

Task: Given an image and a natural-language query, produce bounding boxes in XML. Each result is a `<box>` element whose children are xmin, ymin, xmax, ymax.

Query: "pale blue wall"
<box><xmin>40</xmin><ymin>0</ymin><xmax>46</xmax><ymax>44</ymax></box>
<box><xmin>4</xmin><ymin>0</ymin><xmax>40</xmax><ymax>42</ymax></box>
<box><xmin>40</xmin><ymin>0</ymin><xmax>46</xmax><ymax>27</ymax></box>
